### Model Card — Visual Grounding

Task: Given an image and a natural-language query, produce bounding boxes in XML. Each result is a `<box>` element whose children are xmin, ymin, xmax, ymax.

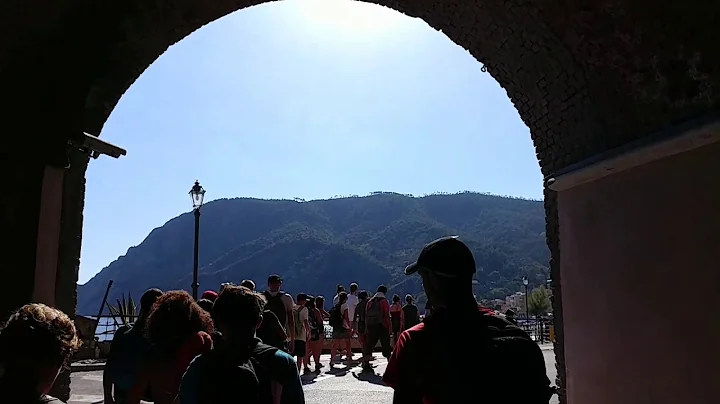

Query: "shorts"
<box><xmin>294</xmin><ymin>340</ymin><xmax>307</xmax><ymax>357</ymax></box>
<box><xmin>332</xmin><ymin>327</ymin><xmax>351</xmax><ymax>339</ymax></box>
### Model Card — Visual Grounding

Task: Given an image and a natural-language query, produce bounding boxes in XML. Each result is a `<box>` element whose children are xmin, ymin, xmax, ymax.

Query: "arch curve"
<box><xmin>82</xmin><ymin>0</ymin><xmax>598</xmax><ymax>176</ymax></box>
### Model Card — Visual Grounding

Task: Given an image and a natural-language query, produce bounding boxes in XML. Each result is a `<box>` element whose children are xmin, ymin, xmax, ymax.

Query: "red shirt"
<box><xmin>382</xmin><ymin>308</ymin><xmax>503</xmax><ymax>404</ymax></box>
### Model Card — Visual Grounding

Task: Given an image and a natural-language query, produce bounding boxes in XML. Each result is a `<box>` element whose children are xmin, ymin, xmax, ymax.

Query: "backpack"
<box><xmin>257</xmin><ymin>310</ymin><xmax>286</xmax><ymax>350</ymax></box>
<box><xmin>195</xmin><ymin>340</ymin><xmax>279</xmax><ymax>404</ymax></box>
<box><xmin>328</xmin><ymin>303</ymin><xmax>343</xmax><ymax>328</ymax></box>
<box><xmin>307</xmin><ymin>308</ymin><xmax>321</xmax><ymax>341</ymax></box>
<box><xmin>425</xmin><ymin>310</ymin><xmax>556</xmax><ymax>402</ymax></box>
<box><xmin>293</xmin><ymin>306</ymin><xmax>305</xmax><ymax>338</ymax></box>
<box><xmin>263</xmin><ymin>292</ymin><xmax>287</xmax><ymax>331</ymax></box>
<box><xmin>365</xmin><ymin>296</ymin><xmax>386</xmax><ymax>327</ymax></box>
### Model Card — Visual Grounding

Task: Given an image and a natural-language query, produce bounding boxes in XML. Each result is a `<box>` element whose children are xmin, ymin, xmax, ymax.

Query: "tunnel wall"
<box><xmin>557</xmin><ymin>130</ymin><xmax>720</xmax><ymax>404</ymax></box>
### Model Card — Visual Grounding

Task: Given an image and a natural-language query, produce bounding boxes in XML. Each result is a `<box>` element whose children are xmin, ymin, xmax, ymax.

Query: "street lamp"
<box><xmin>522</xmin><ymin>276</ymin><xmax>529</xmax><ymax>319</ymax></box>
<box><xmin>189</xmin><ymin>180</ymin><xmax>206</xmax><ymax>300</ymax></box>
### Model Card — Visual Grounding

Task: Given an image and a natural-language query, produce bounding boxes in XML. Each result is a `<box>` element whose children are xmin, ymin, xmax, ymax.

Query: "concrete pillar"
<box><xmin>50</xmin><ymin>150</ymin><xmax>89</xmax><ymax>401</ymax></box>
<box><xmin>0</xmin><ymin>148</ymin><xmax>87</xmax><ymax>401</ymax></box>
<box><xmin>550</xmin><ymin>118</ymin><xmax>720</xmax><ymax>404</ymax></box>
<box><xmin>0</xmin><ymin>157</ymin><xmax>47</xmax><ymax>319</ymax></box>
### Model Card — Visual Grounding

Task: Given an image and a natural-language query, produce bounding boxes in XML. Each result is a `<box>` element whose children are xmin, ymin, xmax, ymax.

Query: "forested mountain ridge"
<box><xmin>77</xmin><ymin>192</ymin><xmax>549</xmax><ymax>314</ymax></box>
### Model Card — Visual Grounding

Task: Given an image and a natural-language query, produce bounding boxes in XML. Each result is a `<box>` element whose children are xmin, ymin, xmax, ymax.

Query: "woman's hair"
<box><xmin>145</xmin><ymin>290</ymin><xmax>214</xmax><ymax>359</ymax></box>
<box><xmin>240</xmin><ymin>279</ymin><xmax>256</xmax><ymax>291</ymax></box>
<box><xmin>405</xmin><ymin>294</ymin><xmax>414</xmax><ymax>304</ymax></box>
<box><xmin>315</xmin><ymin>296</ymin><xmax>325</xmax><ymax>310</ymax></box>
<box><xmin>304</xmin><ymin>296</ymin><xmax>316</xmax><ymax>310</ymax></box>
<box><xmin>212</xmin><ymin>286</ymin><xmax>265</xmax><ymax>337</ymax></box>
<box><xmin>392</xmin><ymin>294</ymin><xmax>401</xmax><ymax>303</ymax></box>
<box><xmin>338</xmin><ymin>291</ymin><xmax>348</xmax><ymax>303</ymax></box>
<box><xmin>0</xmin><ymin>304</ymin><xmax>81</xmax><ymax>391</ymax></box>
<box><xmin>197</xmin><ymin>298</ymin><xmax>214</xmax><ymax>313</ymax></box>
<box><xmin>358</xmin><ymin>290</ymin><xmax>369</xmax><ymax>300</ymax></box>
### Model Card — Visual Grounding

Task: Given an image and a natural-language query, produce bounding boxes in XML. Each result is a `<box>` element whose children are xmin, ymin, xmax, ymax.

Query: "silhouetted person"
<box><xmin>505</xmin><ymin>308</ymin><xmax>518</xmax><ymax>325</ymax></box>
<box><xmin>383</xmin><ymin>236</ymin><xmax>553</xmax><ymax>403</ymax></box>
<box><xmin>361</xmin><ymin>285</ymin><xmax>391</xmax><ymax>371</ymax></box>
<box><xmin>402</xmin><ymin>294</ymin><xmax>420</xmax><ymax>331</ymax></box>
<box><xmin>263</xmin><ymin>275</ymin><xmax>295</xmax><ymax>353</ymax></box>
<box><xmin>126</xmin><ymin>291</ymin><xmax>214</xmax><ymax>404</ymax></box>
<box><xmin>104</xmin><ymin>288</ymin><xmax>163</xmax><ymax>404</ymax></box>
<box><xmin>0</xmin><ymin>304</ymin><xmax>81</xmax><ymax>404</ymax></box>
<box><xmin>197</xmin><ymin>299</ymin><xmax>214</xmax><ymax>313</ymax></box>
<box><xmin>178</xmin><ymin>285</ymin><xmax>305</xmax><ymax>404</ymax></box>
<box><xmin>240</xmin><ymin>279</ymin><xmax>256</xmax><ymax>291</ymax></box>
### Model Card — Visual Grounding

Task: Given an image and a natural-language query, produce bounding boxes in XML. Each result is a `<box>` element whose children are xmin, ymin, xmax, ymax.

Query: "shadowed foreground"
<box><xmin>69</xmin><ymin>348</ymin><xmax>557</xmax><ymax>404</ymax></box>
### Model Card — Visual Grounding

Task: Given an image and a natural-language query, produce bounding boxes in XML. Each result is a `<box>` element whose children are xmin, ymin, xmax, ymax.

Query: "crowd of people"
<box><xmin>0</xmin><ymin>236</ymin><xmax>557</xmax><ymax>404</ymax></box>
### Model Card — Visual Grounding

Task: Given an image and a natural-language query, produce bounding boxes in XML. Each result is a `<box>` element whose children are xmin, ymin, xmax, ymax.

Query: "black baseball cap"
<box><xmin>267</xmin><ymin>274</ymin><xmax>283</xmax><ymax>284</ymax></box>
<box><xmin>404</xmin><ymin>236</ymin><xmax>476</xmax><ymax>278</ymax></box>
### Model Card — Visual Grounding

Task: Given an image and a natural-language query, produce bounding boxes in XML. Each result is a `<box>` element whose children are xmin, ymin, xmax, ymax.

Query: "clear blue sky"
<box><xmin>79</xmin><ymin>0</ymin><xmax>543</xmax><ymax>284</ymax></box>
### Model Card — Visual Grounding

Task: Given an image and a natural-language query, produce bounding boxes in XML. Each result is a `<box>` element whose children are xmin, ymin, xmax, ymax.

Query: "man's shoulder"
<box><xmin>267</xmin><ymin>349</ymin><xmax>298</xmax><ymax>379</ymax></box>
<box><xmin>402</xmin><ymin>322</ymin><xmax>427</xmax><ymax>339</ymax></box>
<box><xmin>39</xmin><ymin>395</ymin><xmax>64</xmax><ymax>404</ymax></box>
<box><xmin>393</xmin><ymin>323</ymin><xmax>427</xmax><ymax>353</ymax></box>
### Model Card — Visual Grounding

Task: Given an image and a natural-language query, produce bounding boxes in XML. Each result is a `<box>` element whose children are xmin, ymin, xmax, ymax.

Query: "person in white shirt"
<box><xmin>293</xmin><ymin>293</ymin><xmax>311</xmax><ymax>372</ymax></box>
<box><xmin>347</xmin><ymin>282</ymin><xmax>359</xmax><ymax>334</ymax></box>
<box><xmin>332</xmin><ymin>284</ymin><xmax>345</xmax><ymax>306</ymax></box>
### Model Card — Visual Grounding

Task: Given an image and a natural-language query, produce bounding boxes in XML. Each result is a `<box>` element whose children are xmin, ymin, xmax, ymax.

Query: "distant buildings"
<box><xmin>503</xmin><ymin>291</ymin><xmax>525</xmax><ymax>313</ymax></box>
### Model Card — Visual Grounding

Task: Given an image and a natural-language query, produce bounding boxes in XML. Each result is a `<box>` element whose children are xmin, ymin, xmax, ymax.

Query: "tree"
<box><xmin>527</xmin><ymin>286</ymin><xmax>551</xmax><ymax>316</ymax></box>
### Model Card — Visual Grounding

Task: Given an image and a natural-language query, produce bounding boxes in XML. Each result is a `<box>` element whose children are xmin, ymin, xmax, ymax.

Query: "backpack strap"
<box><xmin>249</xmin><ymin>342</ymin><xmax>281</xmax><ymax>404</ymax></box>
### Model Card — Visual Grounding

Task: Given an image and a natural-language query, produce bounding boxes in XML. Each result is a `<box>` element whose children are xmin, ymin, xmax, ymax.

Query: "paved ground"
<box><xmin>69</xmin><ymin>348</ymin><xmax>558</xmax><ymax>404</ymax></box>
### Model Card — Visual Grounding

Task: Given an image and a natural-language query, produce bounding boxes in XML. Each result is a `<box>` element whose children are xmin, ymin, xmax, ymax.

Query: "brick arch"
<box><xmin>64</xmin><ymin>3</ymin><xmax>720</xmax><ymax>403</ymax></box>
<box><xmin>79</xmin><ymin>1</ymin><xmax>720</xmax><ymax>179</ymax></box>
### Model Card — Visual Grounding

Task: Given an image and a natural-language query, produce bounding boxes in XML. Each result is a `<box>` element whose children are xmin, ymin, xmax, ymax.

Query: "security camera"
<box><xmin>73</xmin><ymin>132</ymin><xmax>127</xmax><ymax>159</ymax></box>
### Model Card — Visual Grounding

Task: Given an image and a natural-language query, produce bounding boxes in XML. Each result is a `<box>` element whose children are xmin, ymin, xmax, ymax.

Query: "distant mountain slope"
<box><xmin>77</xmin><ymin>192</ymin><xmax>549</xmax><ymax>315</ymax></box>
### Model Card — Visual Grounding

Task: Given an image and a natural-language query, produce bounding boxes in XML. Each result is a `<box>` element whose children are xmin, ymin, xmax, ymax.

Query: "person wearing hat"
<box><xmin>200</xmin><ymin>290</ymin><xmax>218</xmax><ymax>302</ymax></box>
<box><xmin>382</xmin><ymin>236</ymin><xmax>553</xmax><ymax>403</ymax></box>
<box><xmin>263</xmin><ymin>274</ymin><xmax>295</xmax><ymax>353</ymax></box>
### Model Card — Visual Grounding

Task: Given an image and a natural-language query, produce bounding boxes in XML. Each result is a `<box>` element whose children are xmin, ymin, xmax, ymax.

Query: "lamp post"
<box><xmin>522</xmin><ymin>276</ymin><xmax>529</xmax><ymax>319</ymax></box>
<box><xmin>189</xmin><ymin>180</ymin><xmax>206</xmax><ymax>301</ymax></box>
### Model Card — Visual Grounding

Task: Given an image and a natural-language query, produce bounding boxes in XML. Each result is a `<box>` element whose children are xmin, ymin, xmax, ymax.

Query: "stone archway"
<box><xmin>1</xmin><ymin>1</ymin><xmax>719</xmax><ymax>403</ymax></box>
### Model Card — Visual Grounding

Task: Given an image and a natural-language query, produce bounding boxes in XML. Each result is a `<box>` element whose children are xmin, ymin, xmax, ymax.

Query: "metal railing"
<box><xmin>518</xmin><ymin>318</ymin><xmax>552</xmax><ymax>343</ymax></box>
<box><xmin>89</xmin><ymin>315</ymin><xmax>140</xmax><ymax>341</ymax></box>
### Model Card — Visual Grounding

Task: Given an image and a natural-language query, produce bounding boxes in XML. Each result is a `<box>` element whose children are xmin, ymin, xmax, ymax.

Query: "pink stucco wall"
<box><xmin>558</xmin><ymin>141</ymin><xmax>720</xmax><ymax>404</ymax></box>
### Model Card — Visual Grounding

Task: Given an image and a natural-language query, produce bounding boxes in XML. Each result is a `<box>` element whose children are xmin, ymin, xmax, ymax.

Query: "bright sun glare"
<box><xmin>290</xmin><ymin>0</ymin><xmax>405</xmax><ymax>37</ymax></box>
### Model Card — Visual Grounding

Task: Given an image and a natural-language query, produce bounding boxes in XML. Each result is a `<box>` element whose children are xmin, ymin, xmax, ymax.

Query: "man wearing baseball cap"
<box><xmin>263</xmin><ymin>274</ymin><xmax>295</xmax><ymax>353</ymax></box>
<box><xmin>382</xmin><ymin>236</ymin><xmax>553</xmax><ymax>403</ymax></box>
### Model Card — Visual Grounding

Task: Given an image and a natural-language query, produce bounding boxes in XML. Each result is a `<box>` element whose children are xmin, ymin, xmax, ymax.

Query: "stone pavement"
<box><xmin>69</xmin><ymin>348</ymin><xmax>558</xmax><ymax>404</ymax></box>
